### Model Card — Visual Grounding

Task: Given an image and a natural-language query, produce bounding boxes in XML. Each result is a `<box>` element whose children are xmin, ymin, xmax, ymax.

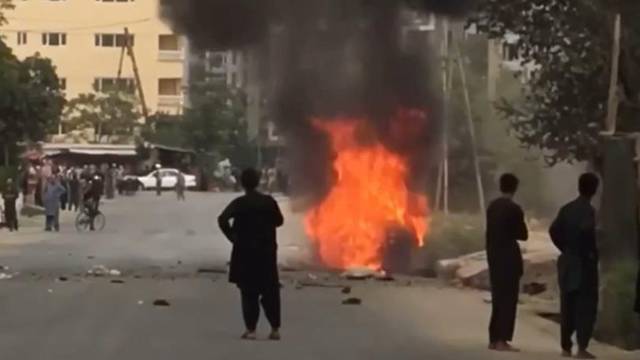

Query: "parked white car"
<box><xmin>133</xmin><ymin>169</ymin><xmax>196</xmax><ymax>190</ymax></box>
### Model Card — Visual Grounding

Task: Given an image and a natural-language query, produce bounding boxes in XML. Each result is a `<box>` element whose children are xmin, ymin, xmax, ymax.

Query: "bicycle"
<box><xmin>75</xmin><ymin>201</ymin><xmax>106</xmax><ymax>232</ymax></box>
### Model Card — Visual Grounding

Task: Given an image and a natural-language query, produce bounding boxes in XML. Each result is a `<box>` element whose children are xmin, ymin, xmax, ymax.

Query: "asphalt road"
<box><xmin>0</xmin><ymin>192</ymin><xmax>635</xmax><ymax>360</ymax></box>
<box><xmin>0</xmin><ymin>191</ymin><xmax>312</xmax><ymax>274</ymax></box>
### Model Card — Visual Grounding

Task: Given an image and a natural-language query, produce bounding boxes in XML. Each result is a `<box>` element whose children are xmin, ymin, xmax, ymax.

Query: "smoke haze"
<box><xmin>160</xmin><ymin>0</ymin><xmax>476</xmax><ymax>203</ymax></box>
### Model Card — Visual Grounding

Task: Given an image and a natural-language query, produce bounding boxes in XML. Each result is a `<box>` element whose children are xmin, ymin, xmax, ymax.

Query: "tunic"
<box><xmin>43</xmin><ymin>182</ymin><xmax>66</xmax><ymax>216</ymax></box>
<box><xmin>218</xmin><ymin>191</ymin><xmax>284</xmax><ymax>289</ymax></box>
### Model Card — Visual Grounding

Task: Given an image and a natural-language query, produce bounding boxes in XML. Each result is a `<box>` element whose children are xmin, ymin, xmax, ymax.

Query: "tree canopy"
<box><xmin>0</xmin><ymin>42</ymin><xmax>64</xmax><ymax>156</ymax></box>
<box><xmin>472</xmin><ymin>0</ymin><xmax>640</xmax><ymax>165</ymax></box>
<box><xmin>64</xmin><ymin>92</ymin><xmax>140</xmax><ymax>144</ymax></box>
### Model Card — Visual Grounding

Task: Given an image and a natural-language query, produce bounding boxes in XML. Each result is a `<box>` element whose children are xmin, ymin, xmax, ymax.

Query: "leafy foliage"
<box><xmin>472</xmin><ymin>0</ymin><xmax>640</xmax><ymax>165</ymax></box>
<box><xmin>64</xmin><ymin>92</ymin><xmax>140</xmax><ymax>143</ymax></box>
<box><xmin>0</xmin><ymin>43</ymin><xmax>64</xmax><ymax>155</ymax></box>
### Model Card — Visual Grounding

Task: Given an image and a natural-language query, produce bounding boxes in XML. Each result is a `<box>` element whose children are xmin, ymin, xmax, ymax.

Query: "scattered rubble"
<box><xmin>374</xmin><ymin>272</ymin><xmax>395</xmax><ymax>282</ymax></box>
<box><xmin>153</xmin><ymin>299</ymin><xmax>171</xmax><ymax>307</ymax></box>
<box><xmin>341</xmin><ymin>286</ymin><xmax>352</xmax><ymax>294</ymax></box>
<box><xmin>342</xmin><ymin>268</ymin><xmax>377</xmax><ymax>280</ymax></box>
<box><xmin>523</xmin><ymin>282</ymin><xmax>547</xmax><ymax>296</ymax></box>
<box><xmin>87</xmin><ymin>265</ymin><xmax>122</xmax><ymax>277</ymax></box>
<box><xmin>436</xmin><ymin>232</ymin><xmax>559</xmax><ymax>300</ymax></box>
<box><xmin>197</xmin><ymin>268</ymin><xmax>227</xmax><ymax>275</ymax></box>
<box><xmin>0</xmin><ymin>273</ymin><xmax>14</xmax><ymax>280</ymax></box>
<box><xmin>342</xmin><ymin>297</ymin><xmax>362</xmax><ymax>305</ymax></box>
<box><xmin>110</xmin><ymin>279</ymin><xmax>125</xmax><ymax>284</ymax></box>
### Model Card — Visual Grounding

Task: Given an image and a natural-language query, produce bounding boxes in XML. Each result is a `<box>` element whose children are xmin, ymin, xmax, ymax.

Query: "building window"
<box><xmin>158</xmin><ymin>78</ymin><xmax>181</xmax><ymax>96</ymax></box>
<box><xmin>17</xmin><ymin>32</ymin><xmax>28</xmax><ymax>45</ymax></box>
<box><xmin>42</xmin><ymin>33</ymin><xmax>67</xmax><ymax>46</ymax></box>
<box><xmin>158</xmin><ymin>34</ymin><xmax>180</xmax><ymax>51</ymax></box>
<box><xmin>94</xmin><ymin>77</ymin><xmax>135</xmax><ymax>93</ymax></box>
<box><xmin>95</xmin><ymin>33</ymin><xmax>134</xmax><ymax>47</ymax></box>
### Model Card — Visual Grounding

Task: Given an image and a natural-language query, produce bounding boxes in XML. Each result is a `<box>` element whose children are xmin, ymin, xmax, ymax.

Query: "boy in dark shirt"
<box><xmin>550</xmin><ymin>173</ymin><xmax>600</xmax><ymax>359</ymax></box>
<box><xmin>218</xmin><ymin>168</ymin><xmax>284</xmax><ymax>341</ymax></box>
<box><xmin>486</xmin><ymin>173</ymin><xmax>528</xmax><ymax>352</ymax></box>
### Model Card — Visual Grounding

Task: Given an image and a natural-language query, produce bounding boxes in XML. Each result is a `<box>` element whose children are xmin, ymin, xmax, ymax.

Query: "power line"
<box><xmin>2</xmin><ymin>17</ymin><xmax>153</xmax><ymax>32</ymax></box>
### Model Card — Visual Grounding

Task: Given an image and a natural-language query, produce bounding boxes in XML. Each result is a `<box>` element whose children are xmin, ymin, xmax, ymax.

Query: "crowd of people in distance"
<box><xmin>1</xmin><ymin>160</ymin><xmax>126</xmax><ymax>232</ymax></box>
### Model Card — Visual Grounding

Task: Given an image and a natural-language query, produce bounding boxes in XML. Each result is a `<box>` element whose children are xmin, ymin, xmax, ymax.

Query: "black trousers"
<box><xmin>560</xmin><ymin>288</ymin><xmax>598</xmax><ymax>351</ymax></box>
<box><xmin>240</xmin><ymin>287</ymin><xmax>281</xmax><ymax>331</ymax></box>
<box><xmin>4</xmin><ymin>206</ymin><xmax>18</xmax><ymax>231</ymax></box>
<box><xmin>489</xmin><ymin>276</ymin><xmax>520</xmax><ymax>344</ymax></box>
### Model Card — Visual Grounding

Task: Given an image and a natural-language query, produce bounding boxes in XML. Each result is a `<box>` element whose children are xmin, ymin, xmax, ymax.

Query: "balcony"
<box><xmin>158</xmin><ymin>50</ymin><xmax>184</xmax><ymax>62</ymax></box>
<box><xmin>158</xmin><ymin>95</ymin><xmax>183</xmax><ymax>108</ymax></box>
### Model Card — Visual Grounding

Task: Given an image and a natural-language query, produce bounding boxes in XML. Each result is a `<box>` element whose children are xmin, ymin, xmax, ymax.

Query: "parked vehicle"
<box><xmin>127</xmin><ymin>169</ymin><xmax>196</xmax><ymax>190</ymax></box>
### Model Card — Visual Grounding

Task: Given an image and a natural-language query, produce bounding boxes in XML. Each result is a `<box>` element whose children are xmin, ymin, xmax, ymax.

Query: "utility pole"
<box><xmin>121</xmin><ymin>27</ymin><xmax>150</xmax><ymax>124</ymax></box>
<box><xmin>456</xmin><ymin>43</ymin><xmax>486</xmax><ymax>213</ymax></box>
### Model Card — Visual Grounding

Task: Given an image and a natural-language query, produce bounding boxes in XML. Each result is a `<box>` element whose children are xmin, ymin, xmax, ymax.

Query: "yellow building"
<box><xmin>0</xmin><ymin>0</ymin><xmax>185</xmax><ymax>117</ymax></box>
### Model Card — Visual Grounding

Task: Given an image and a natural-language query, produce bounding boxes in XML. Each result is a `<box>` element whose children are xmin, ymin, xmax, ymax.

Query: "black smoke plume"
<box><xmin>160</xmin><ymin>0</ymin><xmax>476</xmax><ymax>203</ymax></box>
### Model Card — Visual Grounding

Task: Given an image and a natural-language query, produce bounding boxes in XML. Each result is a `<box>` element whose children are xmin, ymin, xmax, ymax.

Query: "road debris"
<box><xmin>153</xmin><ymin>299</ymin><xmax>171</xmax><ymax>307</ymax></box>
<box><xmin>0</xmin><ymin>273</ymin><xmax>14</xmax><ymax>280</ymax></box>
<box><xmin>342</xmin><ymin>267</ymin><xmax>377</xmax><ymax>280</ymax></box>
<box><xmin>110</xmin><ymin>279</ymin><xmax>125</xmax><ymax>284</ymax></box>
<box><xmin>57</xmin><ymin>277</ymin><xmax>69</xmax><ymax>282</ymax></box>
<box><xmin>197</xmin><ymin>268</ymin><xmax>227</xmax><ymax>275</ymax></box>
<box><xmin>87</xmin><ymin>265</ymin><xmax>122</xmax><ymax>277</ymax></box>
<box><xmin>341</xmin><ymin>286</ymin><xmax>352</xmax><ymax>294</ymax></box>
<box><xmin>342</xmin><ymin>297</ymin><xmax>362</xmax><ymax>305</ymax></box>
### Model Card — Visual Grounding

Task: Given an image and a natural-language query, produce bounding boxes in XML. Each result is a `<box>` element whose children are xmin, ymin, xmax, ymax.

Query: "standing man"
<box><xmin>486</xmin><ymin>173</ymin><xmax>528</xmax><ymax>352</ymax></box>
<box><xmin>218</xmin><ymin>168</ymin><xmax>284</xmax><ymax>341</ymax></box>
<box><xmin>43</xmin><ymin>176</ymin><xmax>66</xmax><ymax>232</ymax></box>
<box><xmin>549</xmin><ymin>173</ymin><xmax>600</xmax><ymax>359</ymax></box>
<box><xmin>176</xmin><ymin>171</ymin><xmax>186</xmax><ymax>201</ymax></box>
<box><xmin>2</xmin><ymin>178</ymin><xmax>19</xmax><ymax>232</ymax></box>
<box><xmin>155</xmin><ymin>164</ymin><xmax>162</xmax><ymax>196</ymax></box>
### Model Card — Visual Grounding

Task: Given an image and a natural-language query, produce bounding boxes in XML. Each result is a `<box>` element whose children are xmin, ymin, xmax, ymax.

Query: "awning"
<box><xmin>41</xmin><ymin>144</ymin><xmax>138</xmax><ymax>157</ymax></box>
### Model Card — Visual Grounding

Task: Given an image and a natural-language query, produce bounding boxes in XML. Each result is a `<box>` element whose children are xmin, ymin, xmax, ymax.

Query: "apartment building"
<box><xmin>0</xmin><ymin>0</ymin><xmax>186</xmax><ymax>117</ymax></box>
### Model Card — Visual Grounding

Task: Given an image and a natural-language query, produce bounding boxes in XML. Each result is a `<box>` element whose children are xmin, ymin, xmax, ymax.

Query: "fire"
<box><xmin>304</xmin><ymin>111</ymin><xmax>430</xmax><ymax>270</ymax></box>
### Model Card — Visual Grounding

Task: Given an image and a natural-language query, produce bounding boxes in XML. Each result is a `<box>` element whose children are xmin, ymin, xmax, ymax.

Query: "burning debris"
<box><xmin>161</xmin><ymin>0</ymin><xmax>476</xmax><ymax>271</ymax></box>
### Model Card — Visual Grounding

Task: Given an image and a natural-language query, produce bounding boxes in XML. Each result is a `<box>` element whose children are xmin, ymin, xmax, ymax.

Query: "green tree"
<box><xmin>64</xmin><ymin>92</ymin><xmax>140</xmax><ymax>143</ymax></box>
<box><xmin>0</xmin><ymin>44</ymin><xmax>64</xmax><ymax>165</ymax></box>
<box><xmin>472</xmin><ymin>0</ymin><xmax>640</xmax><ymax>165</ymax></box>
<box><xmin>182</xmin><ymin>81</ymin><xmax>251</xmax><ymax>165</ymax></box>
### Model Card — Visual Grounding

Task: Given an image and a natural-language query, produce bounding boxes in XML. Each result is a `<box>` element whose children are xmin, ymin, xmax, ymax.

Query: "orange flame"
<box><xmin>304</xmin><ymin>111</ymin><xmax>430</xmax><ymax>270</ymax></box>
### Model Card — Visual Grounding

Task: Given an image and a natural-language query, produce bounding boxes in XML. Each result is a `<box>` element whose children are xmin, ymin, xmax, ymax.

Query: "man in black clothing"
<box><xmin>3</xmin><ymin>178</ymin><xmax>19</xmax><ymax>231</ymax></box>
<box><xmin>550</xmin><ymin>173</ymin><xmax>600</xmax><ymax>359</ymax></box>
<box><xmin>486</xmin><ymin>173</ymin><xmax>528</xmax><ymax>352</ymax></box>
<box><xmin>84</xmin><ymin>174</ymin><xmax>103</xmax><ymax>231</ymax></box>
<box><xmin>218</xmin><ymin>168</ymin><xmax>284</xmax><ymax>341</ymax></box>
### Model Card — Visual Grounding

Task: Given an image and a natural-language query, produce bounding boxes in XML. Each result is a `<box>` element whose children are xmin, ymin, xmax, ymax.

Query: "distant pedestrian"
<box><xmin>2</xmin><ymin>178</ymin><xmax>19</xmax><ymax>231</ymax></box>
<box><xmin>218</xmin><ymin>168</ymin><xmax>284</xmax><ymax>341</ymax></box>
<box><xmin>176</xmin><ymin>172</ymin><xmax>186</xmax><ymax>201</ymax></box>
<box><xmin>43</xmin><ymin>176</ymin><xmax>66</xmax><ymax>232</ymax></box>
<box><xmin>155</xmin><ymin>165</ymin><xmax>162</xmax><ymax>196</ymax></box>
<box><xmin>68</xmin><ymin>170</ymin><xmax>81</xmax><ymax>212</ymax></box>
<box><xmin>549</xmin><ymin>173</ymin><xmax>600</xmax><ymax>359</ymax></box>
<box><xmin>59</xmin><ymin>173</ymin><xmax>69</xmax><ymax>211</ymax></box>
<box><xmin>486</xmin><ymin>173</ymin><xmax>528</xmax><ymax>352</ymax></box>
